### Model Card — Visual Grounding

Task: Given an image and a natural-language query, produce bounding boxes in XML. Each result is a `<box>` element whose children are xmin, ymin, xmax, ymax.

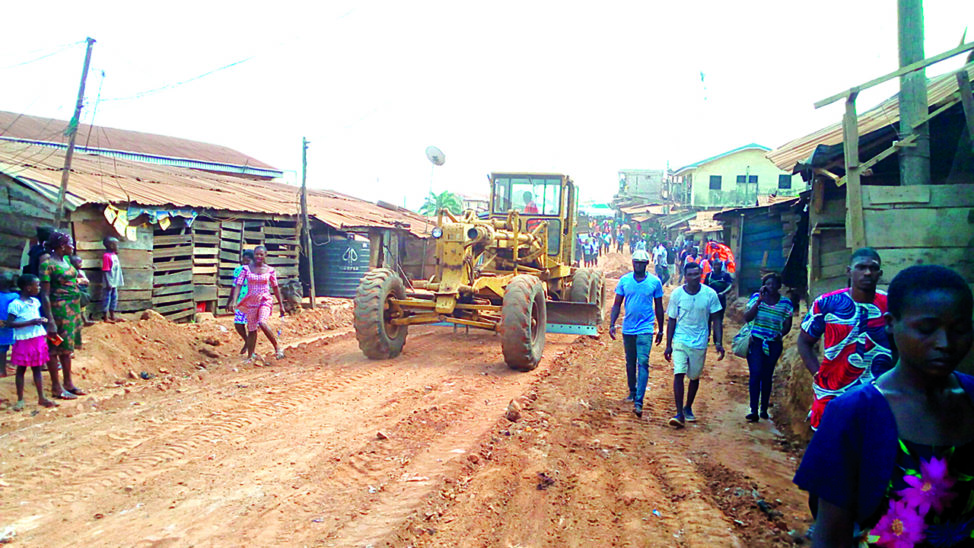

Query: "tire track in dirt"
<box><xmin>0</xmin><ymin>325</ymin><xmax>577</xmax><ymax>547</ymax></box>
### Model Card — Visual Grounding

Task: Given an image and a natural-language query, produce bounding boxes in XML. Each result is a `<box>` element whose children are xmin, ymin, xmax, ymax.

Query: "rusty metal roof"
<box><xmin>0</xmin><ymin>141</ymin><xmax>430</xmax><ymax>237</ymax></box>
<box><xmin>0</xmin><ymin>110</ymin><xmax>279</xmax><ymax>173</ymax></box>
<box><xmin>767</xmin><ymin>63</ymin><xmax>974</xmax><ymax>172</ymax></box>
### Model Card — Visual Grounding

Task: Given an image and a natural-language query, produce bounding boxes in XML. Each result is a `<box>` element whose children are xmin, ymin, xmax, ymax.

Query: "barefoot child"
<box><xmin>7</xmin><ymin>274</ymin><xmax>57</xmax><ymax>410</ymax></box>
<box><xmin>0</xmin><ymin>271</ymin><xmax>16</xmax><ymax>377</ymax></box>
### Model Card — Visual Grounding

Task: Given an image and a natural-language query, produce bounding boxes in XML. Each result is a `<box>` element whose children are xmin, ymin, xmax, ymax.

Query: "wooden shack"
<box><xmin>0</xmin><ymin>141</ymin><xmax>426</xmax><ymax>321</ymax></box>
<box><xmin>768</xmin><ymin>63</ymin><xmax>974</xmax><ymax>298</ymax></box>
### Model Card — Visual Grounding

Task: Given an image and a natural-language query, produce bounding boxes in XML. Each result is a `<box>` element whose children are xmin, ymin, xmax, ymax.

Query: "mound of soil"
<box><xmin>66</xmin><ymin>299</ymin><xmax>354</xmax><ymax>388</ymax></box>
<box><xmin>599</xmin><ymin>251</ymin><xmax>632</xmax><ymax>279</ymax></box>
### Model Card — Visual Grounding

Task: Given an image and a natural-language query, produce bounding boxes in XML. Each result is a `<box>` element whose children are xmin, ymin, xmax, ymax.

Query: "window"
<box><xmin>736</xmin><ymin>175</ymin><xmax>746</xmax><ymax>184</ymax></box>
<box><xmin>709</xmin><ymin>175</ymin><xmax>722</xmax><ymax>190</ymax></box>
<box><xmin>778</xmin><ymin>174</ymin><xmax>792</xmax><ymax>189</ymax></box>
<box><xmin>491</xmin><ymin>175</ymin><xmax>562</xmax><ymax>216</ymax></box>
<box><xmin>748</xmin><ymin>175</ymin><xmax>758</xmax><ymax>184</ymax></box>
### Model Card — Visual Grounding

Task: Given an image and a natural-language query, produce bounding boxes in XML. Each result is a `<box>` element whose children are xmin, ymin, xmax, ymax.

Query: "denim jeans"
<box><xmin>103</xmin><ymin>286</ymin><xmax>119</xmax><ymax>313</ymax></box>
<box><xmin>747</xmin><ymin>337</ymin><xmax>783</xmax><ymax>414</ymax></box>
<box><xmin>623</xmin><ymin>333</ymin><xmax>654</xmax><ymax>407</ymax></box>
<box><xmin>654</xmin><ymin>264</ymin><xmax>669</xmax><ymax>285</ymax></box>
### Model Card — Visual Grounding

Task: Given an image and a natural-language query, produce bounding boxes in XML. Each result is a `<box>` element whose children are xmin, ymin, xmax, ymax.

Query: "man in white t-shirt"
<box><xmin>664</xmin><ymin>261</ymin><xmax>724</xmax><ymax>428</ymax></box>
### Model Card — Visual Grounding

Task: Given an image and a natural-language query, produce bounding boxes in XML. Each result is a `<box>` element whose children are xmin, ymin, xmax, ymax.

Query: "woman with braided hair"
<box><xmin>39</xmin><ymin>230</ymin><xmax>87</xmax><ymax>399</ymax></box>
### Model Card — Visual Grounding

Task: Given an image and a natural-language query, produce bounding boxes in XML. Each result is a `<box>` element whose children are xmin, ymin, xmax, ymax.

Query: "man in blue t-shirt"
<box><xmin>609</xmin><ymin>249</ymin><xmax>665</xmax><ymax>418</ymax></box>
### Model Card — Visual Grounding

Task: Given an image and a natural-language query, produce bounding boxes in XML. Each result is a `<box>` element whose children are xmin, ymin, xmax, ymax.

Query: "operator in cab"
<box><xmin>522</xmin><ymin>191</ymin><xmax>539</xmax><ymax>214</ymax></box>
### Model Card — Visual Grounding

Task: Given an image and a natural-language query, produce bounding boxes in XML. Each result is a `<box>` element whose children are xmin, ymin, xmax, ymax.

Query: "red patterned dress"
<box><xmin>233</xmin><ymin>265</ymin><xmax>278</xmax><ymax>332</ymax></box>
<box><xmin>800</xmin><ymin>288</ymin><xmax>893</xmax><ymax>430</ymax></box>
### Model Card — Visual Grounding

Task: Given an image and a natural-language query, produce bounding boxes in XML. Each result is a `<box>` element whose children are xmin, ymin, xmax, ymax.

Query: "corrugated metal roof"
<box><xmin>767</xmin><ymin>63</ymin><xmax>974</xmax><ymax>172</ymax></box>
<box><xmin>0</xmin><ymin>141</ymin><xmax>430</xmax><ymax>237</ymax></box>
<box><xmin>0</xmin><ymin>110</ymin><xmax>279</xmax><ymax>173</ymax></box>
<box><xmin>619</xmin><ymin>203</ymin><xmax>667</xmax><ymax>215</ymax></box>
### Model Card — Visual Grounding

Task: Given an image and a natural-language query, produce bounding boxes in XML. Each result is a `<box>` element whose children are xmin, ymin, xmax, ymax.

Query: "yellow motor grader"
<box><xmin>353</xmin><ymin>173</ymin><xmax>604</xmax><ymax>370</ymax></box>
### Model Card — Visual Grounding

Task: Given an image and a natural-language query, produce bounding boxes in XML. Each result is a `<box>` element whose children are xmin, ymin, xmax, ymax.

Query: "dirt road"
<box><xmin>0</xmin><ymin>268</ymin><xmax>812</xmax><ymax>547</ymax></box>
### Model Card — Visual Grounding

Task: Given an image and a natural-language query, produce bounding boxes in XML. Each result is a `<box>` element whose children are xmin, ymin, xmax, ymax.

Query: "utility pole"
<box><xmin>301</xmin><ymin>137</ymin><xmax>316</xmax><ymax>307</ymax></box>
<box><xmin>54</xmin><ymin>37</ymin><xmax>96</xmax><ymax>227</ymax></box>
<box><xmin>898</xmin><ymin>0</ymin><xmax>930</xmax><ymax>186</ymax></box>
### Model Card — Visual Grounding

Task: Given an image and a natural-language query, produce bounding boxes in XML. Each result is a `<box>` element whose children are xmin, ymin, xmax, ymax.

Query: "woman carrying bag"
<box><xmin>742</xmin><ymin>272</ymin><xmax>793</xmax><ymax>422</ymax></box>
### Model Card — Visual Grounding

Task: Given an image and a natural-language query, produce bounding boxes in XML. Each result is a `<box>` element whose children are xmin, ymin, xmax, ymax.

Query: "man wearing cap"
<box><xmin>609</xmin><ymin>249</ymin><xmax>665</xmax><ymax>419</ymax></box>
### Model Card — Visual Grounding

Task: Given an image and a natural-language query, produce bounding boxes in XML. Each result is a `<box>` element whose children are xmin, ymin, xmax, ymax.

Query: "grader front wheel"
<box><xmin>501</xmin><ymin>275</ymin><xmax>547</xmax><ymax>371</ymax></box>
<box><xmin>354</xmin><ymin>268</ymin><xmax>408</xmax><ymax>359</ymax></box>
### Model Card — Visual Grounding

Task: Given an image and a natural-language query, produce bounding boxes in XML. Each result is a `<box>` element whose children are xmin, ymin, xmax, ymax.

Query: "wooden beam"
<box><xmin>815</xmin><ymin>45</ymin><xmax>974</xmax><ymax>109</ymax></box>
<box><xmin>836</xmin><ymin>135</ymin><xmax>918</xmax><ymax>186</ymax></box>
<box><xmin>843</xmin><ymin>96</ymin><xmax>867</xmax><ymax>249</ymax></box>
<box><xmin>958</xmin><ymin>71</ymin><xmax>974</xmax><ymax>144</ymax></box>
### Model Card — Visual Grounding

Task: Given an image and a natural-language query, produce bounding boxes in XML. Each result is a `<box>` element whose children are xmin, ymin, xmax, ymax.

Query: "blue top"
<box><xmin>0</xmin><ymin>291</ymin><xmax>18</xmax><ymax>345</ymax></box>
<box><xmin>794</xmin><ymin>372</ymin><xmax>974</xmax><ymax>525</ymax></box>
<box><xmin>615</xmin><ymin>272</ymin><xmax>663</xmax><ymax>335</ymax></box>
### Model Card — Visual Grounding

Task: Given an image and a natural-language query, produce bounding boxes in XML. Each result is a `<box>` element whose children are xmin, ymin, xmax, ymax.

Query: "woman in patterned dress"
<box><xmin>39</xmin><ymin>231</ymin><xmax>87</xmax><ymax>399</ymax></box>
<box><xmin>226</xmin><ymin>245</ymin><xmax>286</xmax><ymax>363</ymax></box>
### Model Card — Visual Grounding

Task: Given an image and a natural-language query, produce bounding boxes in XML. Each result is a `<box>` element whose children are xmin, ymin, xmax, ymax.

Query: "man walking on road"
<box><xmin>664</xmin><ymin>262</ymin><xmax>724</xmax><ymax>428</ymax></box>
<box><xmin>652</xmin><ymin>241</ymin><xmax>669</xmax><ymax>285</ymax></box>
<box><xmin>609</xmin><ymin>249</ymin><xmax>664</xmax><ymax>419</ymax></box>
<box><xmin>796</xmin><ymin>247</ymin><xmax>892</xmax><ymax>431</ymax></box>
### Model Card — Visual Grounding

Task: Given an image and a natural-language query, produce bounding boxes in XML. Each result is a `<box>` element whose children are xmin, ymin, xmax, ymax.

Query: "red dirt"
<box><xmin>0</xmin><ymin>276</ymin><xmax>811</xmax><ymax>547</ymax></box>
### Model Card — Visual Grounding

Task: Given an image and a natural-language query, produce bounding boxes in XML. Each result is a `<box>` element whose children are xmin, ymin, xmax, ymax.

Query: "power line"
<box><xmin>0</xmin><ymin>40</ymin><xmax>85</xmax><ymax>70</ymax></box>
<box><xmin>100</xmin><ymin>55</ymin><xmax>257</xmax><ymax>102</ymax></box>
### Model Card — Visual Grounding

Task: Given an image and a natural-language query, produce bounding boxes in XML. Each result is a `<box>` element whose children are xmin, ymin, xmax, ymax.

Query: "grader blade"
<box><xmin>545</xmin><ymin>301</ymin><xmax>601</xmax><ymax>335</ymax></box>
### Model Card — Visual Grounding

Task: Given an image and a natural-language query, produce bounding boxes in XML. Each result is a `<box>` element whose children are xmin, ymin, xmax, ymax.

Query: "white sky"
<box><xmin>1</xmin><ymin>1</ymin><xmax>972</xmax><ymax>209</ymax></box>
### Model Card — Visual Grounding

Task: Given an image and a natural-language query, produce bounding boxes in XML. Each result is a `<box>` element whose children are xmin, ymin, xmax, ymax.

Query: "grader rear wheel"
<box><xmin>568</xmin><ymin>268</ymin><xmax>595</xmax><ymax>303</ymax></box>
<box><xmin>500</xmin><ymin>275</ymin><xmax>546</xmax><ymax>371</ymax></box>
<box><xmin>353</xmin><ymin>268</ymin><xmax>408</xmax><ymax>359</ymax></box>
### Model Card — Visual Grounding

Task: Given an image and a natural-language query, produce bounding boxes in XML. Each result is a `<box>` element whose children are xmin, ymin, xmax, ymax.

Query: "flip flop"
<box><xmin>56</xmin><ymin>390</ymin><xmax>78</xmax><ymax>400</ymax></box>
<box><xmin>274</xmin><ymin>350</ymin><xmax>285</xmax><ymax>360</ymax></box>
<box><xmin>65</xmin><ymin>387</ymin><xmax>87</xmax><ymax>396</ymax></box>
<box><xmin>12</xmin><ymin>401</ymin><xmax>25</xmax><ymax>412</ymax></box>
<box><xmin>39</xmin><ymin>399</ymin><xmax>58</xmax><ymax>408</ymax></box>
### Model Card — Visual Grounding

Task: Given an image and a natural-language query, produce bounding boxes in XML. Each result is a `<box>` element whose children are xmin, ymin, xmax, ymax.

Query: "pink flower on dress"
<box><xmin>896</xmin><ymin>456</ymin><xmax>957</xmax><ymax>515</ymax></box>
<box><xmin>871</xmin><ymin>498</ymin><xmax>926</xmax><ymax>547</ymax></box>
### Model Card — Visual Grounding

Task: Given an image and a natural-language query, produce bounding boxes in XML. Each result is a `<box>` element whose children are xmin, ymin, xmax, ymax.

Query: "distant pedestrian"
<box><xmin>22</xmin><ymin>226</ymin><xmax>54</xmax><ymax>277</ymax></box>
<box><xmin>664</xmin><ymin>262</ymin><xmax>724</xmax><ymax>428</ymax></box>
<box><xmin>101</xmin><ymin>237</ymin><xmax>124</xmax><ymax>323</ymax></box>
<box><xmin>230</xmin><ymin>250</ymin><xmax>255</xmax><ymax>354</ymax></box>
<box><xmin>0</xmin><ymin>271</ymin><xmax>16</xmax><ymax>377</ymax></box>
<box><xmin>704</xmin><ymin>259</ymin><xmax>734</xmax><ymax>326</ymax></box>
<box><xmin>7</xmin><ymin>274</ymin><xmax>57</xmax><ymax>410</ymax></box>
<box><xmin>609</xmin><ymin>249</ymin><xmax>665</xmax><ymax>419</ymax></box>
<box><xmin>794</xmin><ymin>265</ymin><xmax>974</xmax><ymax>546</ymax></box>
<box><xmin>227</xmin><ymin>245</ymin><xmax>286</xmax><ymax>363</ymax></box>
<box><xmin>616</xmin><ymin>229</ymin><xmax>624</xmax><ymax>252</ymax></box>
<box><xmin>652</xmin><ymin>241</ymin><xmax>669</xmax><ymax>285</ymax></box>
<box><xmin>741</xmin><ymin>272</ymin><xmax>793</xmax><ymax>422</ymax></box>
<box><xmin>667</xmin><ymin>242</ymin><xmax>679</xmax><ymax>285</ymax></box>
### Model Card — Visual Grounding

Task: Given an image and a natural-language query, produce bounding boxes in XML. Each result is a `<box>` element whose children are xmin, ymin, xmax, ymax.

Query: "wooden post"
<box><xmin>843</xmin><ymin>95</ymin><xmax>867</xmax><ymax>249</ymax></box>
<box><xmin>53</xmin><ymin>37</ymin><xmax>96</xmax><ymax>227</ymax></box>
<box><xmin>957</xmin><ymin>71</ymin><xmax>974</xmax><ymax>152</ymax></box>
<box><xmin>300</xmin><ymin>137</ymin><xmax>316</xmax><ymax>307</ymax></box>
<box><xmin>897</xmin><ymin>0</ymin><xmax>930</xmax><ymax>186</ymax></box>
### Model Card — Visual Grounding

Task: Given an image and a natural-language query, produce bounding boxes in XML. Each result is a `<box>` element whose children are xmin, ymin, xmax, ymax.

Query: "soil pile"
<box><xmin>66</xmin><ymin>299</ymin><xmax>353</xmax><ymax>388</ymax></box>
<box><xmin>599</xmin><ymin>251</ymin><xmax>633</xmax><ymax>279</ymax></box>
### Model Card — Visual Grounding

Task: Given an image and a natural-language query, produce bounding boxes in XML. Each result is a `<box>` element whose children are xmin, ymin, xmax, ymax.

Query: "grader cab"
<box><xmin>352</xmin><ymin>173</ymin><xmax>603</xmax><ymax>370</ymax></box>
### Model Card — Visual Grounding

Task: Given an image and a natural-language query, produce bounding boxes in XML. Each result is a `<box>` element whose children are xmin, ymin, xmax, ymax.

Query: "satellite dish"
<box><xmin>425</xmin><ymin>146</ymin><xmax>445</xmax><ymax>166</ymax></box>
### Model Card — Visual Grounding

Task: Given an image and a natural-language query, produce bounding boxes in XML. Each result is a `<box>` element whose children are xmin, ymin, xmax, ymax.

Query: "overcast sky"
<box><xmin>1</xmin><ymin>1</ymin><xmax>972</xmax><ymax>209</ymax></box>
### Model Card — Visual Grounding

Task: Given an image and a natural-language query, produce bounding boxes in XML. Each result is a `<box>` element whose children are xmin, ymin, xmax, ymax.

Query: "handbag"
<box><xmin>732</xmin><ymin>323</ymin><xmax>751</xmax><ymax>358</ymax></box>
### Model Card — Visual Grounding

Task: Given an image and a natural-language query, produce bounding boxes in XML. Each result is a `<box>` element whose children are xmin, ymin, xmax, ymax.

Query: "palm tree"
<box><xmin>419</xmin><ymin>191</ymin><xmax>463</xmax><ymax>216</ymax></box>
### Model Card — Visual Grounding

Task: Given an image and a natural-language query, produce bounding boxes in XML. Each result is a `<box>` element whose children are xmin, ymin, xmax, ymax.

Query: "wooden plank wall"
<box><xmin>863</xmin><ymin>184</ymin><xmax>974</xmax><ymax>288</ymax></box>
<box><xmin>151</xmin><ymin>223</ymin><xmax>195</xmax><ymax>322</ymax></box>
<box><xmin>215</xmin><ymin>218</ymin><xmax>300</xmax><ymax>310</ymax></box>
<box><xmin>808</xmin><ymin>185</ymin><xmax>851</xmax><ymax>299</ymax></box>
<box><xmin>217</xmin><ymin>220</ymin><xmax>243</xmax><ymax>306</ymax></box>
<box><xmin>70</xmin><ymin>205</ymin><xmax>154</xmax><ymax>315</ymax></box>
<box><xmin>0</xmin><ymin>175</ymin><xmax>57</xmax><ymax>271</ymax></box>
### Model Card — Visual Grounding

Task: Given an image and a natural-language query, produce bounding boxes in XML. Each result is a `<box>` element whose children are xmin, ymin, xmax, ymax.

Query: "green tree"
<box><xmin>419</xmin><ymin>190</ymin><xmax>463</xmax><ymax>216</ymax></box>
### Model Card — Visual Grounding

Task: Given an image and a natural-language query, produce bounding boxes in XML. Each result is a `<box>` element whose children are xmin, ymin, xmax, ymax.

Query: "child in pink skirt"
<box><xmin>7</xmin><ymin>274</ymin><xmax>56</xmax><ymax>411</ymax></box>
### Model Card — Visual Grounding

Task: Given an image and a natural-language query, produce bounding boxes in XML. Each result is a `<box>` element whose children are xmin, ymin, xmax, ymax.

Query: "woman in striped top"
<box><xmin>742</xmin><ymin>272</ymin><xmax>794</xmax><ymax>423</ymax></box>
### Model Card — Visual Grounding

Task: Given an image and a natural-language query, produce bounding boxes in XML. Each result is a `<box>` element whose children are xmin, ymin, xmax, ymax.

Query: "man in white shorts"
<box><xmin>664</xmin><ymin>261</ymin><xmax>725</xmax><ymax>428</ymax></box>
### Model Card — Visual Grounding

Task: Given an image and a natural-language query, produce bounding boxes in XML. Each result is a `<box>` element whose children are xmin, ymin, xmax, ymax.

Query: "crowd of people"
<box><xmin>609</xmin><ymin>241</ymin><xmax>974</xmax><ymax>545</ymax></box>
